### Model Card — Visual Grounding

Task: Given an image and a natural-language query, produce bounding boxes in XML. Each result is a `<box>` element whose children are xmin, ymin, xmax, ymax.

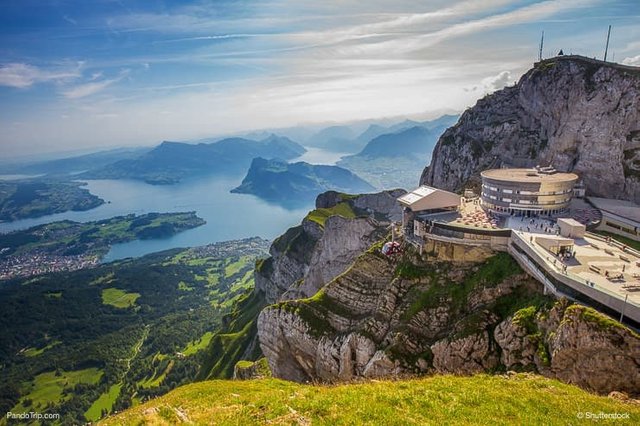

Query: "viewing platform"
<box><xmin>398</xmin><ymin>180</ymin><xmax>640</xmax><ymax>329</ymax></box>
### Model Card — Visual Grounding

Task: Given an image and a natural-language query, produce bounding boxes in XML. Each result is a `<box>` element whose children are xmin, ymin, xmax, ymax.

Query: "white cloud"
<box><xmin>0</xmin><ymin>63</ymin><xmax>81</xmax><ymax>88</ymax></box>
<box><xmin>483</xmin><ymin>71</ymin><xmax>512</xmax><ymax>92</ymax></box>
<box><xmin>622</xmin><ymin>55</ymin><xmax>640</xmax><ymax>66</ymax></box>
<box><xmin>61</xmin><ymin>80</ymin><xmax>118</xmax><ymax>99</ymax></box>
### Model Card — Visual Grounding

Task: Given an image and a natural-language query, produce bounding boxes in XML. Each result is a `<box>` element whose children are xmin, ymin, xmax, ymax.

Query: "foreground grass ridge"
<box><xmin>101</xmin><ymin>374</ymin><xmax>640</xmax><ymax>425</ymax></box>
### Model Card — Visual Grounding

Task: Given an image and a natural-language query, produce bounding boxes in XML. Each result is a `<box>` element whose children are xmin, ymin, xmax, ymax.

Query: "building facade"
<box><xmin>589</xmin><ymin>197</ymin><xmax>640</xmax><ymax>241</ymax></box>
<box><xmin>480</xmin><ymin>167</ymin><xmax>578</xmax><ymax>216</ymax></box>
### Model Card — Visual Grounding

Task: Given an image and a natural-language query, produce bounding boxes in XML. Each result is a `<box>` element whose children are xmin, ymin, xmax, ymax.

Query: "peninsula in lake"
<box><xmin>0</xmin><ymin>180</ymin><xmax>104</xmax><ymax>222</ymax></box>
<box><xmin>0</xmin><ymin>211</ymin><xmax>205</xmax><ymax>280</ymax></box>
<box><xmin>231</xmin><ymin>157</ymin><xmax>374</xmax><ymax>206</ymax></box>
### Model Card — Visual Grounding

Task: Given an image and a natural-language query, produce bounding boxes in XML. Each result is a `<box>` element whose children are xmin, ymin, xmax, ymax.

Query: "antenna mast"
<box><xmin>539</xmin><ymin>31</ymin><xmax>544</xmax><ymax>61</ymax></box>
<box><xmin>604</xmin><ymin>25</ymin><xmax>612</xmax><ymax>61</ymax></box>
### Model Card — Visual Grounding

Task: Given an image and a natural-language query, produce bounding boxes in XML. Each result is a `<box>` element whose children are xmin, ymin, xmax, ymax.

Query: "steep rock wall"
<box><xmin>255</xmin><ymin>190</ymin><xmax>405</xmax><ymax>303</ymax></box>
<box><xmin>421</xmin><ymin>56</ymin><xmax>640</xmax><ymax>201</ymax></box>
<box><xmin>258</xmin><ymin>246</ymin><xmax>640</xmax><ymax>394</ymax></box>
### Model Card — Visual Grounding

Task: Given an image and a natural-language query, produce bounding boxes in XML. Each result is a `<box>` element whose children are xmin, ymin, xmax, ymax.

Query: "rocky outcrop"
<box><xmin>233</xmin><ymin>358</ymin><xmax>271</xmax><ymax>380</ymax></box>
<box><xmin>255</xmin><ymin>189</ymin><xmax>405</xmax><ymax>303</ymax></box>
<box><xmin>421</xmin><ymin>56</ymin><xmax>640</xmax><ymax>202</ymax></box>
<box><xmin>495</xmin><ymin>301</ymin><xmax>640</xmax><ymax>394</ymax></box>
<box><xmin>258</xmin><ymin>245</ymin><xmax>640</xmax><ymax>394</ymax></box>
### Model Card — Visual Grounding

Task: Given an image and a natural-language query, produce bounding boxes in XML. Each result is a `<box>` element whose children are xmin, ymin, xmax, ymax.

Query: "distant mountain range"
<box><xmin>302</xmin><ymin>114</ymin><xmax>459</xmax><ymax>154</ymax></box>
<box><xmin>0</xmin><ymin>147</ymin><xmax>151</xmax><ymax>176</ymax></box>
<box><xmin>81</xmin><ymin>135</ymin><xmax>306</xmax><ymax>185</ymax></box>
<box><xmin>231</xmin><ymin>157</ymin><xmax>374</xmax><ymax>207</ymax></box>
<box><xmin>0</xmin><ymin>114</ymin><xmax>458</xmax><ymax>194</ymax></box>
<box><xmin>335</xmin><ymin>115</ymin><xmax>459</xmax><ymax>190</ymax></box>
<box><xmin>349</xmin><ymin>126</ymin><xmax>435</xmax><ymax>159</ymax></box>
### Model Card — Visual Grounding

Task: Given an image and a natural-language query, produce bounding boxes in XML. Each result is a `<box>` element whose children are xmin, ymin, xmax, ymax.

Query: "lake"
<box><xmin>0</xmin><ymin>148</ymin><xmax>350</xmax><ymax>262</ymax></box>
<box><xmin>0</xmin><ymin>175</ymin><xmax>314</xmax><ymax>262</ymax></box>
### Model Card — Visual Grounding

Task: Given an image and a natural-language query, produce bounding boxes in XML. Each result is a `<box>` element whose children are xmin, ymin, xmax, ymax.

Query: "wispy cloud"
<box><xmin>60</xmin><ymin>70</ymin><xmax>129</xmax><ymax>99</ymax></box>
<box><xmin>62</xmin><ymin>14</ymin><xmax>77</xmax><ymax>25</ymax></box>
<box><xmin>154</xmin><ymin>34</ymin><xmax>267</xmax><ymax>44</ymax></box>
<box><xmin>322</xmin><ymin>0</ymin><xmax>600</xmax><ymax>58</ymax></box>
<box><xmin>0</xmin><ymin>63</ymin><xmax>81</xmax><ymax>88</ymax></box>
<box><xmin>2</xmin><ymin>0</ymin><xmax>636</xmax><ymax>157</ymax></box>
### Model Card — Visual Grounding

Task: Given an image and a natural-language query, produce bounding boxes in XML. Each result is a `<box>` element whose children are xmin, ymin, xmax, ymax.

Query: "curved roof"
<box><xmin>481</xmin><ymin>168</ymin><xmax>578</xmax><ymax>184</ymax></box>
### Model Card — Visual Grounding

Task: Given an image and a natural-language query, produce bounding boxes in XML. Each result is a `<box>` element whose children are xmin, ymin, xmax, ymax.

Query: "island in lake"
<box><xmin>0</xmin><ymin>211</ymin><xmax>205</xmax><ymax>280</ymax></box>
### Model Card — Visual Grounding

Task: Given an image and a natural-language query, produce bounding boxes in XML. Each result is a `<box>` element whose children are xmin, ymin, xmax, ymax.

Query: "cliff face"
<box><xmin>258</xmin><ymin>245</ymin><xmax>640</xmax><ymax>394</ymax></box>
<box><xmin>254</xmin><ymin>190</ymin><xmax>405</xmax><ymax>303</ymax></box>
<box><xmin>421</xmin><ymin>56</ymin><xmax>640</xmax><ymax>201</ymax></box>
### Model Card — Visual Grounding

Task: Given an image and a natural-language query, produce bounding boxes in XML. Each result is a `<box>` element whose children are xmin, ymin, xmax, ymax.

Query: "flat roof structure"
<box><xmin>588</xmin><ymin>197</ymin><xmax>640</xmax><ymax>224</ymax></box>
<box><xmin>535</xmin><ymin>236</ymin><xmax>574</xmax><ymax>255</ymax></box>
<box><xmin>481</xmin><ymin>168</ymin><xmax>579</xmax><ymax>184</ymax></box>
<box><xmin>557</xmin><ymin>218</ymin><xmax>586</xmax><ymax>238</ymax></box>
<box><xmin>398</xmin><ymin>186</ymin><xmax>461</xmax><ymax>212</ymax></box>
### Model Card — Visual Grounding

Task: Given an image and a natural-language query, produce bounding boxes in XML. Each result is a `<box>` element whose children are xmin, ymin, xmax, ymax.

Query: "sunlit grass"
<box><xmin>101</xmin><ymin>374</ymin><xmax>640</xmax><ymax>425</ymax></box>
<box><xmin>101</xmin><ymin>287</ymin><xmax>140</xmax><ymax>308</ymax></box>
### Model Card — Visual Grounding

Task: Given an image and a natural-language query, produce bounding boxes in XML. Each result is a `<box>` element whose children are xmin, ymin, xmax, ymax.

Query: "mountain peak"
<box><xmin>422</xmin><ymin>54</ymin><xmax>640</xmax><ymax>201</ymax></box>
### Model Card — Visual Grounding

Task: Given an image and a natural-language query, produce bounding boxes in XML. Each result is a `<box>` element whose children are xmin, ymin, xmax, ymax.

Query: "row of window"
<box><xmin>604</xmin><ymin>221</ymin><xmax>638</xmax><ymax>236</ymax></box>
<box><xmin>481</xmin><ymin>193</ymin><xmax>571</xmax><ymax>205</ymax></box>
<box><xmin>481</xmin><ymin>184</ymin><xmax>573</xmax><ymax>196</ymax></box>
<box><xmin>482</xmin><ymin>201</ymin><xmax>568</xmax><ymax>215</ymax></box>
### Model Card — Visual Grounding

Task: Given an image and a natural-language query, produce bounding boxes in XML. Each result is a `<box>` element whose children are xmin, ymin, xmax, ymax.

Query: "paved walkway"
<box><xmin>517</xmin><ymin>230</ymin><xmax>640</xmax><ymax>307</ymax></box>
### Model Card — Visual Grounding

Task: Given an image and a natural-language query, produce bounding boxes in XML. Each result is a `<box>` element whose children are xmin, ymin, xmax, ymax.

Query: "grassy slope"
<box><xmin>14</xmin><ymin>368</ymin><xmax>103</xmax><ymax>412</ymax></box>
<box><xmin>197</xmin><ymin>289</ymin><xmax>267</xmax><ymax>380</ymax></box>
<box><xmin>102</xmin><ymin>374</ymin><xmax>640</xmax><ymax>425</ymax></box>
<box><xmin>85</xmin><ymin>383</ymin><xmax>123</xmax><ymax>422</ymax></box>
<box><xmin>305</xmin><ymin>202</ymin><xmax>356</xmax><ymax>227</ymax></box>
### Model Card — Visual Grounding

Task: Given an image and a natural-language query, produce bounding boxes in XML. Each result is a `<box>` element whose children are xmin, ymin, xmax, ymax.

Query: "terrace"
<box><xmin>511</xmin><ymin>230</ymin><xmax>640</xmax><ymax>324</ymax></box>
<box><xmin>417</xmin><ymin>198</ymin><xmax>505</xmax><ymax>230</ymax></box>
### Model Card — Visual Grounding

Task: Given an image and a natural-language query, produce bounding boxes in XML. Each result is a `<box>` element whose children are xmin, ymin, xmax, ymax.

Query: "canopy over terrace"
<box><xmin>535</xmin><ymin>235</ymin><xmax>575</xmax><ymax>255</ymax></box>
<box><xmin>398</xmin><ymin>186</ymin><xmax>461</xmax><ymax>213</ymax></box>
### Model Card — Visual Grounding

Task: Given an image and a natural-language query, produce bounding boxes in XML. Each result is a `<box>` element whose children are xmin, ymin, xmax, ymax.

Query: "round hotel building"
<box><xmin>480</xmin><ymin>167</ymin><xmax>579</xmax><ymax>216</ymax></box>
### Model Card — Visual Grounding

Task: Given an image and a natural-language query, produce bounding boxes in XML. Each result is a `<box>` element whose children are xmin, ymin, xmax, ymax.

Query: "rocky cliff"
<box><xmin>258</xmin><ymin>244</ymin><xmax>640</xmax><ymax>394</ymax></box>
<box><xmin>421</xmin><ymin>56</ymin><xmax>640</xmax><ymax>201</ymax></box>
<box><xmin>254</xmin><ymin>189</ymin><xmax>405</xmax><ymax>303</ymax></box>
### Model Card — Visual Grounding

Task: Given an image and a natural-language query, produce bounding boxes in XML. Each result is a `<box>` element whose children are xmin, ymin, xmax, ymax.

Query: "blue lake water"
<box><xmin>294</xmin><ymin>148</ymin><xmax>348</xmax><ymax>165</ymax></box>
<box><xmin>0</xmin><ymin>148</ymin><xmax>350</xmax><ymax>262</ymax></box>
<box><xmin>0</xmin><ymin>175</ymin><xmax>314</xmax><ymax>262</ymax></box>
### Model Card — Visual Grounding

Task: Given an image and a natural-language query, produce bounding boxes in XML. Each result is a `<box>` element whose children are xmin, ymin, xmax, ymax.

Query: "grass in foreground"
<box><xmin>101</xmin><ymin>374</ymin><xmax>640</xmax><ymax>425</ymax></box>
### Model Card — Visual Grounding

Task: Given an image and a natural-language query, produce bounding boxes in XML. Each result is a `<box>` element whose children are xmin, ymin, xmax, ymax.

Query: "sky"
<box><xmin>0</xmin><ymin>0</ymin><xmax>639</xmax><ymax>158</ymax></box>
